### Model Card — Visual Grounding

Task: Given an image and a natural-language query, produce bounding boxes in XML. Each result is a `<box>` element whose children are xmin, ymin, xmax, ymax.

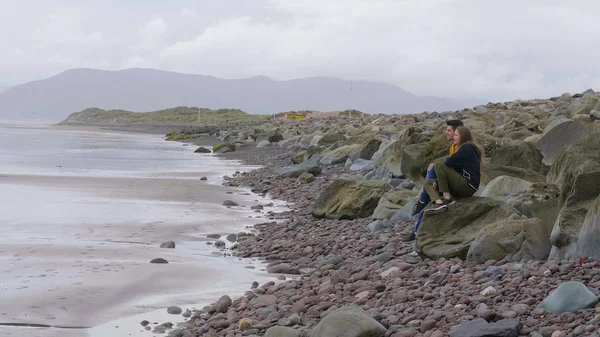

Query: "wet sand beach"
<box><xmin>0</xmin><ymin>125</ymin><xmax>285</xmax><ymax>337</ymax></box>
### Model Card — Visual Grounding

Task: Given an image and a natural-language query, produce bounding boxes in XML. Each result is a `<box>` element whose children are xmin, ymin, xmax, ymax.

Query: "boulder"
<box><xmin>276</xmin><ymin>162</ymin><xmax>322</xmax><ymax>178</ymax></box>
<box><xmin>466</xmin><ymin>218</ymin><xmax>551</xmax><ymax>263</ymax></box>
<box><xmin>256</xmin><ymin>140</ymin><xmax>271</xmax><ymax>148</ymax></box>
<box><xmin>366</xmin><ymin>219</ymin><xmax>394</xmax><ymax>233</ymax></box>
<box><xmin>547</xmin><ymin>127</ymin><xmax>600</xmax><ymax>259</ymax></box>
<box><xmin>416</xmin><ymin>197</ymin><xmax>522</xmax><ymax>260</ymax></box>
<box><xmin>390</xmin><ymin>199</ymin><xmax>418</xmax><ymax>223</ymax></box>
<box><xmin>265</xmin><ymin>326</ymin><xmax>301</xmax><ymax>337</ymax></box>
<box><xmin>536</xmin><ymin>120</ymin><xmax>588</xmax><ymax>165</ymax></box>
<box><xmin>350</xmin><ymin>138</ymin><xmax>383</xmax><ymax>161</ymax></box>
<box><xmin>348</xmin><ymin>159</ymin><xmax>375</xmax><ymax>173</ymax></box>
<box><xmin>572</xmin><ymin>195</ymin><xmax>600</xmax><ymax>258</ymax></box>
<box><xmin>309</xmin><ymin>305</ymin><xmax>386</xmax><ymax>337</ymax></box>
<box><xmin>490</xmin><ymin>141</ymin><xmax>547</xmax><ymax>173</ymax></box>
<box><xmin>481</xmin><ymin>164</ymin><xmax>545</xmax><ymax>187</ymax></box>
<box><xmin>379</xmin><ymin>140</ymin><xmax>432</xmax><ymax>181</ymax></box>
<box><xmin>372</xmin><ymin>189</ymin><xmax>419</xmax><ymax>220</ymax></box>
<box><xmin>472</xmin><ymin>132</ymin><xmax>505</xmax><ymax>158</ymax></box>
<box><xmin>194</xmin><ymin>146</ymin><xmax>211</xmax><ymax>153</ymax></box>
<box><xmin>450</xmin><ymin>318</ymin><xmax>522</xmax><ymax>337</ymax></box>
<box><xmin>290</xmin><ymin>150</ymin><xmax>306</xmax><ymax>164</ymax></box>
<box><xmin>317</xmin><ymin>132</ymin><xmax>346</xmax><ymax>147</ymax></box>
<box><xmin>479</xmin><ymin>176</ymin><xmax>533</xmax><ymax>200</ymax></box>
<box><xmin>505</xmin><ymin>182</ymin><xmax>561</xmax><ymax>232</ymax></box>
<box><xmin>539</xmin><ymin>281</ymin><xmax>599</xmax><ymax>314</ymax></box>
<box><xmin>213</xmin><ymin>142</ymin><xmax>236</xmax><ymax>153</ymax></box>
<box><xmin>312</xmin><ymin>180</ymin><xmax>390</xmax><ymax>220</ymax></box>
<box><xmin>319</xmin><ymin>144</ymin><xmax>360</xmax><ymax>165</ymax></box>
<box><xmin>298</xmin><ymin>172</ymin><xmax>315</xmax><ymax>184</ymax></box>
<box><xmin>567</xmin><ymin>92</ymin><xmax>598</xmax><ymax>116</ymax></box>
<box><xmin>268</xmin><ymin>132</ymin><xmax>284</xmax><ymax>143</ymax></box>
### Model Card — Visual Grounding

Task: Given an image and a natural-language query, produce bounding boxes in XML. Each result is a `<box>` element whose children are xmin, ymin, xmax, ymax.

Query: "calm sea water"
<box><xmin>0</xmin><ymin>124</ymin><xmax>234</xmax><ymax>178</ymax></box>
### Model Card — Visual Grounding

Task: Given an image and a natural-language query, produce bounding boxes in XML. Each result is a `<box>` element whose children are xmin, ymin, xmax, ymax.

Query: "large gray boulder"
<box><xmin>573</xmin><ymin>195</ymin><xmax>600</xmax><ymax>258</ymax></box>
<box><xmin>479</xmin><ymin>176</ymin><xmax>533</xmax><ymax>200</ymax></box>
<box><xmin>309</xmin><ymin>305</ymin><xmax>386</xmax><ymax>337</ymax></box>
<box><xmin>505</xmin><ymin>183</ymin><xmax>561</xmax><ymax>233</ymax></box>
<box><xmin>371</xmin><ymin>189</ymin><xmax>418</xmax><ymax>220</ymax></box>
<box><xmin>416</xmin><ymin>197</ymin><xmax>522</xmax><ymax>260</ymax></box>
<box><xmin>312</xmin><ymin>180</ymin><xmax>390</xmax><ymax>220</ymax></box>
<box><xmin>319</xmin><ymin>145</ymin><xmax>360</xmax><ymax>165</ymax></box>
<box><xmin>536</xmin><ymin>120</ymin><xmax>588</xmax><ymax>165</ymax></box>
<box><xmin>348</xmin><ymin>159</ymin><xmax>375</xmax><ymax>173</ymax></box>
<box><xmin>547</xmin><ymin>125</ymin><xmax>600</xmax><ymax>259</ymax></box>
<box><xmin>466</xmin><ymin>218</ymin><xmax>551</xmax><ymax>263</ymax></box>
<box><xmin>539</xmin><ymin>281</ymin><xmax>599</xmax><ymax>314</ymax></box>
<box><xmin>276</xmin><ymin>162</ymin><xmax>322</xmax><ymax>178</ymax></box>
<box><xmin>490</xmin><ymin>141</ymin><xmax>547</xmax><ymax>173</ymax></box>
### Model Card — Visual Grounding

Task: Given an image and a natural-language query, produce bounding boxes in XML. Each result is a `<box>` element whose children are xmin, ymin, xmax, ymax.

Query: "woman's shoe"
<box><xmin>425</xmin><ymin>201</ymin><xmax>448</xmax><ymax>212</ymax></box>
<box><xmin>443</xmin><ymin>197</ymin><xmax>456</xmax><ymax>206</ymax></box>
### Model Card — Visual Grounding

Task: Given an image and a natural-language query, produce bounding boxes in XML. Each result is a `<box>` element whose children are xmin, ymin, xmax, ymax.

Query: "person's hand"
<box><xmin>428</xmin><ymin>163</ymin><xmax>435</xmax><ymax>170</ymax></box>
<box><xmin>433</xmin><ymin>182</ymin><xmax>438</xmax><ymax>189</ymax></box>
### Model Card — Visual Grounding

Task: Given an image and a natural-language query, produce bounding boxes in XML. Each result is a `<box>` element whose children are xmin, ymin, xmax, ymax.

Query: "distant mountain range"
<box><xmin>0</xmin><ymin>68</ymin><xmax>484</xmax><ymax>121</ymax></box>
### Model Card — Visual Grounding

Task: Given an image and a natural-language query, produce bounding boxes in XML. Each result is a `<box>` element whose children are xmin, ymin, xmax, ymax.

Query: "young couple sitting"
<box><xmin>407</xmin><ymin>120</ymin><xmax>483</xmax><ymax>241</ymax></box>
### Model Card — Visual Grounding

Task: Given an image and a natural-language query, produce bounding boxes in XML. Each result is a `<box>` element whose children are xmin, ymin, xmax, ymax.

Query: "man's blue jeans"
<box><xmin>414</xmin><ymin>166</ymin><xmax>437</xmax><ymax>234</ymax></box>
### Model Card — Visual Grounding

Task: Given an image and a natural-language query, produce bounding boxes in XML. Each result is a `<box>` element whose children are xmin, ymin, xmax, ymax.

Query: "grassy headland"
<box><xmin>59</xmin><ymin>106</ymin><xmax>270</xmax><ymax>126</ymax></box>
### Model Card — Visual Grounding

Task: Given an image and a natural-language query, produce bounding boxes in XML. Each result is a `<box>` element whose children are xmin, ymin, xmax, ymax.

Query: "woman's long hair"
<box><xmin>456</xmin><ymin>126</ymin><xmax>484</xmax><ymax>164</ymax></box>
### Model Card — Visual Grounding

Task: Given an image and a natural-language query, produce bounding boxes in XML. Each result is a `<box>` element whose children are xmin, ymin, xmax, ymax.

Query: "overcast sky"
<box><xmin>1</xmin><ymin>0</ymin><xmax>599</xmax><ymax>101</ymax></box>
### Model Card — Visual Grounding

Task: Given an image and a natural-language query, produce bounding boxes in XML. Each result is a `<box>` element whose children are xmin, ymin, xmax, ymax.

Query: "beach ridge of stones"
<box><xmin>164</xmin><ymin>91</ymin><xmax>600</xmax><ymax>336</ymax></box>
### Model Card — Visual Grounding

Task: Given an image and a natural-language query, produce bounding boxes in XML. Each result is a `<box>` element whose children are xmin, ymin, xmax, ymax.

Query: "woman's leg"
<box><xmin>434</xmin><ymin>162</ymin><xmax>476</xmax><ymax>198</ymax></box>
<box><xmin>424</xmin><ymin>179</ymin><xmax>440</xmax><ymax>202</ymax></box>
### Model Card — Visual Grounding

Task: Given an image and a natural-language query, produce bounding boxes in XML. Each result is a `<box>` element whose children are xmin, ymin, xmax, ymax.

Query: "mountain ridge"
<box><xmin>0</xmin><ymin>68</ymin><xmax>484</xmax><ymax>121</ymax></box>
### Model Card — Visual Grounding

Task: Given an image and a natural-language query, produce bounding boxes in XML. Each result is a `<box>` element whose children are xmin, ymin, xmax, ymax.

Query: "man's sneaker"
<box><xmin>411</xmin><ymin>201</ymin><xmax>428</xmax><ymax>216</ymax></box>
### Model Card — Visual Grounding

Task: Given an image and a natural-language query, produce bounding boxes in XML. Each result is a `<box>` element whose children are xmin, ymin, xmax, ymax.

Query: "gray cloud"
<box><xmin>1</xmin><ymin>0</ymin><xmax>599</xmax><ymax>101</ymax></box>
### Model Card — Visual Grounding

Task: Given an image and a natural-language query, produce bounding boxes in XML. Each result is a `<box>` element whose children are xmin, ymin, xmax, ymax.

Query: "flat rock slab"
<box><xmin>450</xmin><ymin>318</ymin><xmax>522</xmax><ymax>337</ymax></box>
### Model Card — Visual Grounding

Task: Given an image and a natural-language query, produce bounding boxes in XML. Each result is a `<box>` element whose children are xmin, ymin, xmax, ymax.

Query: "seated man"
<box><xmin>407</xmin><ymin>119</ymin><xmax>463</xmax><ymax>241</ymax></box>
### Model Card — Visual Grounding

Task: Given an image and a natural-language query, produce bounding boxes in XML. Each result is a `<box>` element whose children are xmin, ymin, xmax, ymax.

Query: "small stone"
<box><xmin>182</xmin><ymin>309</ymin><xmax>191</xmax><ymax>318</ymax></box>
<box><xmin>450</xmin><ymin>265</ymin><xmax>460</xmax><ymax>273</ymax></box>
<box><xmin>207</xmin><ymin>234</ymin><xmax>221</xmax><ymax>239</ymax></box>
<box><xmin>140</xmin><ymin>320</ymin><xmax>149</xmax><ymax>327</ymax></box>
<box><xmin>239</xmin><ymin>318</ymin><xmax>252</xmax><ymax>330</ymax></box>
<box><xmin>160</xmin><ymin>241</ymin><xmax>175</xmax><ymax>249</ymax></box>
<box><xmin>223</xmin><ymin>200</ymin><xmax>239</xmax><ymax>206</ymax></box>
<box><xmin>481</xmin><ymin>286</ymin><xmax>497</xmax><ymax>297</ymax></box>
<box><xmin>544</xmin><ymin>270</ymin><xmax>552</xmax><ymax>277</ymax></box>
<box><xmin>200</xmin><ymin>176</ymin><xmax>208</xmax><ymax>180</ymax></box>
<box><xmin>167</xmin><ymin>306</ymin><xmax>182</xmax><ymax>315</ymax></box>
<box><xmin>150</xmin><ymin>258</ymin><xmax>168</xmax><ymax>264</ymax></box>
<box><xmin>226</xmin><ymin>234</ymin><xmax>237</xmax><ymax>242</ymax></box>
<box><xmin>214</xmin><ymin>240</ymin><xmax>226</xmax><ymax>248</ymax></box>
<box><xmin>551</xmin><ymin>331</ymin><xmax>566</xmax><ymax>337</ymax></box>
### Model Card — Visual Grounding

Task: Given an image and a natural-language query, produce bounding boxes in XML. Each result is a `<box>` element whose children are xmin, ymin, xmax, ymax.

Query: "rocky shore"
<box><xmin>156</xmin><ymin>90</ymin><xmax>600</xmax><ymax>337</ymax></box>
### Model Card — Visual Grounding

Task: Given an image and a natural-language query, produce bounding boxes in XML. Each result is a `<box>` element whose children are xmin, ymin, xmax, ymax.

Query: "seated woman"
<box><xmin>424</xmin><ymin>126</ymin><xmax>483</xmax><ymax>211</ymax></box>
